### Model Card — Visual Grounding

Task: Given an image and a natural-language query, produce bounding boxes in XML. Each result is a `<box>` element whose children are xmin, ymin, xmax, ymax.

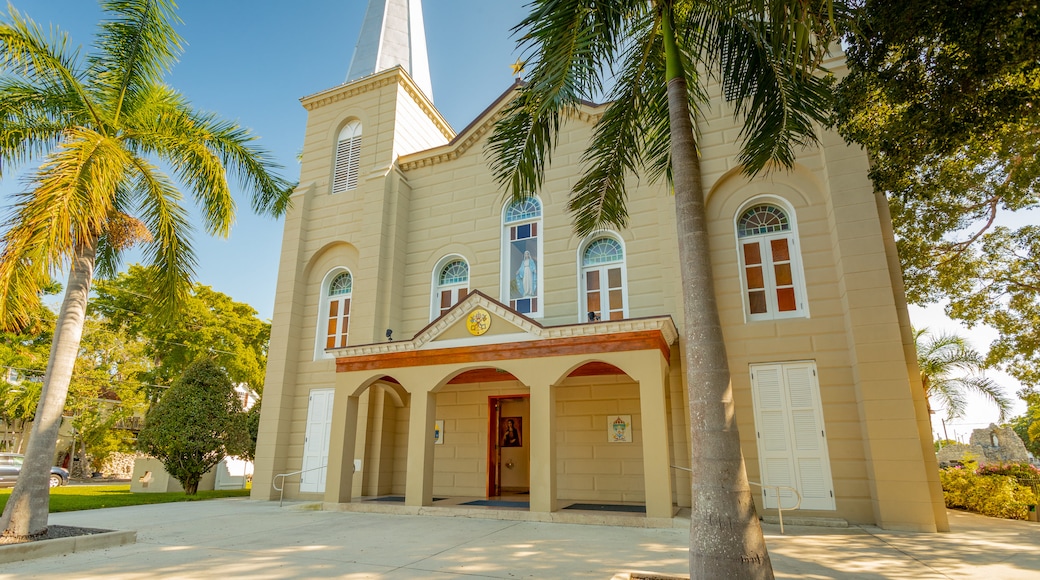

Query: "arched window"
<box><xmin>324</xmin><ymin>271</ymin><xmax>352</xmax><ymax>349</ymax></box>
<box><xmin>580</xmin><ymin>236</ymin><xmax>627</xmax><ymax>321</ymax></box>
<box><xmin>332</xmin><ymin>120</ymin><xmax>362</xmax><ymax>193</ymax></box>
<box><xmin>432</xmin><ymin>257</ymin><xmax>469</xmax><ymax>319</ymax></box>
<box><xmin>736</xmin><ymin>202</ymin><xmax>807</xmax><ymax>320</ymax></box>
<box><xmin>502</xmin><ymin>197</ymin><xmax>543</xmax><ymax>316</ymax></box>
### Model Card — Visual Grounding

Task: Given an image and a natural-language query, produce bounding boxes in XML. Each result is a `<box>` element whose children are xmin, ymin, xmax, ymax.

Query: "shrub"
<box><xmin>976</xmin><ymin>462</ymin><xmax>1040</xmax><ymax>481</ymax></box>
<box><xmin>939</xmin><ymin>463</ymin><xmax>1038</xmax><ymax>520</ymax></box>
<box><xmin>137</xmin><ymin>360</ymin><xmax>246</xmax><ymax>495</ymax></box>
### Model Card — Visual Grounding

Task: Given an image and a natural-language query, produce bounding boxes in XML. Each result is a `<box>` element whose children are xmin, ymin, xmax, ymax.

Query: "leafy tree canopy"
<box><xmin>90</xmin><ymin>264</ymin><xmax>270</xmax><ymax>394</ymax></box>
<box><xmin>136</xmin><ymin>359</ymin><xmax>245</xmax><ymax>495</ymax></box>
<box><xmin>1008</xmin><ymin>389</ymin><xmax>1040</xmax><ymax>458</ymax></box>
<box><xmin>836</xmin><ymin>0</ymin><xmax>1040</xmax><ymax>385</ymax></box>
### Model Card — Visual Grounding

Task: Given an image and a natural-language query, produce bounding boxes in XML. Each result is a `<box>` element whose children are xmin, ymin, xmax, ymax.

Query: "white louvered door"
<box><xmin>300</xmin><ymin>389</ymin><xmax>334</xmax><ymax>493</ymax></box>
<box><xmin>750</xmin><ymin>362</ymin><xmax>835</xmax><ymax>510</ymax></box>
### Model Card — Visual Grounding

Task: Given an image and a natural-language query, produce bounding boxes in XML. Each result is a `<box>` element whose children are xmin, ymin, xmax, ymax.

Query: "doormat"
<box><xmin>364</xmin><ymin>496</ymin><xmax>446</xmax><ymax>502</ymax></box>
<box><xmin>563</xmin><ymin>503</ymin><xmax>646</xmax><ymax>513</ymax></box>
<box><xmin>461</xmin><ymin>500</ymin><xmax>530</xmax><ymax>508</ymax></box>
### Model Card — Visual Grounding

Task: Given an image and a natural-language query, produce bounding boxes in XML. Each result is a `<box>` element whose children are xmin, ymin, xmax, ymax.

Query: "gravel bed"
<box><xmin>0</xmin><ymin>525</ymin><xmax>112</xmax><ymax>545</ymax></box>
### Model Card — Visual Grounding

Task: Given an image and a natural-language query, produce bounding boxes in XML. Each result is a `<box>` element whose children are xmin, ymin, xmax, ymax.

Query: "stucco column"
<box><xmin>638</xmin><ymin>356</ymin><xmax>674</xmax><ymax>519</ymax></box>
<box><xmin>405</xmin><ymin>388</ymin><xmax>436</xmax><ymax>506</ymax></box>
<box><xmin>529</xmin><ymin>381</ymin><xmax>557</xmax><ymax>513</ymax></box>
<box><xmin>324</xmin><ymin>393</ymin><xmax>360</xmax><ymax>504</ymax></box>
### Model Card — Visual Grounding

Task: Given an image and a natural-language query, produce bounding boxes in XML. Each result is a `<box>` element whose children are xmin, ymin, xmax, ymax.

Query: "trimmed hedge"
<box><xmin>939</xmin><ymin>462</ymin><xmax>1038</xmax><ymax>520</ymax></box>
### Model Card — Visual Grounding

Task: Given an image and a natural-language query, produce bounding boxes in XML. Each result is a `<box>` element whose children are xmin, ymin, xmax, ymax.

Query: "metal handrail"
<box><xmin>671</xmin><ymin>465</ymin><xmax>802</xmax><ymax>534</ymax></box>
<box><xmin>748</xmin><ymin>480</ymin><xmax>801</xmax><ymax>534</ymax></box>
<box><xmin>273</xmin><ymin>464</ymin><xmax>327</xmax><ymax>507</ymax></box>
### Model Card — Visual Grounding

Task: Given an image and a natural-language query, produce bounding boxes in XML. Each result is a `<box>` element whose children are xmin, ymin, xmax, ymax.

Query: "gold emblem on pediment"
<box><xmin>466</xmin><ymin>308</ymin><xmax>492</xmax><ymax>336</ymax></box>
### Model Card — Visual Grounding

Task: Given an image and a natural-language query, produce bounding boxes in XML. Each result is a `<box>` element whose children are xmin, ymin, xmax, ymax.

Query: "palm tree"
<box><xmin>915</xmin><ymin>328</ymin><xmax>1012</xmax><ymax>421</ymax></box>
<box><xmin>0</xmin><ymin>0</ymin><xmax>292</xmax><ymax>540</ymax></box>
<box><xmin>488</xmin><ymin>1</ymin><xmax>837</xmax><ymax>577</ymax></box>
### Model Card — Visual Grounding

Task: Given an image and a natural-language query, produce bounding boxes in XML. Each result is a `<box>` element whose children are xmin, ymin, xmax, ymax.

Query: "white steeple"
<box><xmin>346</xmin><ymin>0</ymin><xmax>434</xmax><ymax>101</ymax></box>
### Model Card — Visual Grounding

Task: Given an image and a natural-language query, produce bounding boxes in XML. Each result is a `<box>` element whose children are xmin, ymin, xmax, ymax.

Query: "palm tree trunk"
<box><xmin>0</xmin><ymin>238</ymin><xmax>97</xmax><ymax>540</ymax></box>
<box><xmin>660</xmin><ymin>4</ymin><xmax>773</xmax><ymax>577</ymax></box>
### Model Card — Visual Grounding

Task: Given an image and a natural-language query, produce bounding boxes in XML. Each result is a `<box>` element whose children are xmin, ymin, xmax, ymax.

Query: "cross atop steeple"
<box><xmin>346</xmin><ymin>0</ymin><xmax>434</xmax><ymax>101</ymax></box>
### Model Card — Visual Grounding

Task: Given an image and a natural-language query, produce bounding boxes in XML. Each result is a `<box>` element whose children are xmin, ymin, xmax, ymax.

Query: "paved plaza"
<box><xmin>2</xmin><ymin>500</ymin><xmax>1038</xmax><ymax>578</ymax></box>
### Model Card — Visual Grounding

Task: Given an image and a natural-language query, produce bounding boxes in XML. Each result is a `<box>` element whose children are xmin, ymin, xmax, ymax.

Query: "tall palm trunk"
<box><xmin>661</xmin><ymin>4</ymin><xmax>773</xmax><ymax>577</ymax></box>
<box><xmin>0</xmin><ymin>238</ymin><xmax>97</xmax><ymax>539</ymax></box>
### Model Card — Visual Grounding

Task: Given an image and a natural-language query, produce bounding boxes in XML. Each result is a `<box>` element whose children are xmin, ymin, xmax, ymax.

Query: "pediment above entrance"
<box><xmin>327</xmin><ymin>290</ymin><xmax>679</xmax><ymax>363</ymax></box>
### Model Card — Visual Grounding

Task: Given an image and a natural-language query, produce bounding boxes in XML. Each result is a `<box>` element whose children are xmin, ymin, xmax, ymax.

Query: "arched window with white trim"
<box><xmin>580</xmin><ymin>235</ymin><xmax>627</xmax><ymax>322</ymax></box>
<box><xmin>502</xmin><ymin>197</ymin><xmax>543</xmax><ymax>316</ymax></box>
<box><xmin>736</xmin><ymin>201</ymin><xmax>807</xmax><ymax>320</ymax></box>
<box><xmin>332</xmin><ymin>120</ymin><xmax>362</xmax><ymax>193</ymax></box>
<box><xmin>324</xmin><ymin>271</ymin><xmax>353</xmax><ymax>349</ymax></box>
<box><xmin>432</xmin><ymin>257</ymin><xmax>469</xmax><ymax>319</ymax></box>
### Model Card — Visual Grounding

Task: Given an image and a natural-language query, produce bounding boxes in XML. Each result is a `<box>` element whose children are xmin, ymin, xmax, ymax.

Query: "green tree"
<box><xmin>91</xmin><ymin>265</ymin><xmax>271</xmax><ymax>395</ymax></box>
<box><xmin>0</xmin><ymin>304</ymin><xmax>52</xmax><ymax>452</ymax></box>
<box><xmin>488</xmin><ymin>1</ymin><xmax>837</xmax><ymax>576</ymax></box>
<box><xmin>136</xmin><ymin>359</ymin><xmax>244</xmax><ymax>495</ymax></box>
<box><xmin>1009</xmin><ymin>389</ymin><xmax>1040</xmax><ymax>458</ymax></box>
<box><xmin>0</xmin><ymin>1</ymin><xmax>292</xmax><ymax>540</ymax></box>
<box><xmin>915</xmin><ymin>328</ymin><xmax>1013</xmax><ymax>421</ymax></box>
<box><xmin>835</xmin><ymin>0</ymin><xmax>1040</xmax><ymax>385</ymax></box>
<box><xmin>67</xmin><ymin>317</ymin><xmax>150</xmax><ymax>471</ymax></box>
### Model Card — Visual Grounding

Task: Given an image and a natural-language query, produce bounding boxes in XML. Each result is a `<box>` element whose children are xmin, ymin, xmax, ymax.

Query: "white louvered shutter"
<box><xmin>300</xmin><ymin>389</ymin><xmax>334</xmax><ymax>493</ymax></box>
<box><xmin>751</xmin><ymin>362</ymin><xmax>835</xmax><ymax>510</ymax></box>
<box><xmin>332</xmin><ymin>122</ymin><xmax>362</xmax><ymax>193</ymax></box>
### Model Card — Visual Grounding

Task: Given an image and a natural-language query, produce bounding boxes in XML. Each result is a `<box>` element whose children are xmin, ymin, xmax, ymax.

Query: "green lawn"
<box><xmin>0</xmin><ymin>485</ymin><xmax>250</xmax><ymax>513</ymax></box>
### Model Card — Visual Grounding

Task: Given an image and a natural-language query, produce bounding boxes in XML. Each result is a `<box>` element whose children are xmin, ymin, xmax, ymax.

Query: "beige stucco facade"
<box><xmin>252</xmin><ymin>58</ymin><xmax>948</xmax><ymax>532</ymax></box>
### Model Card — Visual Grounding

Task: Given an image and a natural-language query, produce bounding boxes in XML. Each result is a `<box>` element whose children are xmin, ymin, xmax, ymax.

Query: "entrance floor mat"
<box><xmin>563</xmin><ymin>503</ymin><xmax>646</xmax><ymax>513</ymax></box>
<box><xmin>364</xmin><ymin>496</ymin><xmax>446</xmax><ymax>502</ymax></box>
<box><xmin>461</xmin><ymin>500</ymin><xmax>530</xmax><ymax>508</ymax></box>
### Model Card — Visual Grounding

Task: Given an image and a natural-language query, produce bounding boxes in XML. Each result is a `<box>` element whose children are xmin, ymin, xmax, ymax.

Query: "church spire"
<box><xmin>346</xmin><ymin>0</ymin><xmax>434</xmax><ymax>101</ymax></box>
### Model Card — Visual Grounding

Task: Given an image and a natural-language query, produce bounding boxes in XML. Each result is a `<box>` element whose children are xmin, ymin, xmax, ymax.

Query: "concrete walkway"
<box><xmin>2</xmin><ymin>500</ymin><xmax>1037</xmax><ymax>578</ymax></box>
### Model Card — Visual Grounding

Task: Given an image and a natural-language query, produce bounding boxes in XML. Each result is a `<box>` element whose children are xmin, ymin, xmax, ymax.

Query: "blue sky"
<box><xmin>1</xmin><ymin>1</ymin><xmax>1026</xmax><ymax>433</ymax></box>
<box><xmin>2</xmin><ymin>0</ymin><xmax>529</xmax><ymax>319</ymax></box>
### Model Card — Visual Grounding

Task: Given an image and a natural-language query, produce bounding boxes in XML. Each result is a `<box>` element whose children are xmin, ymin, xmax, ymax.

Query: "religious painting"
<box><xmin>608</xmin><ymin>415</ymin><xmax>632</xmax><ymax>443</ymax></box>
<box><xmin>434</xmin><ymin>420</ymin><xmax>444</xmax><ymax>445</ymax></box>
<box><xmin>500</xmin><ymin>417</ymin><xmax>522</xmax><ymax>448</ymax></box>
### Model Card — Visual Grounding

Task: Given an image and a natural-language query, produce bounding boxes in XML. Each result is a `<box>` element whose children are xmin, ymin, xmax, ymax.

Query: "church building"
<box><xmin>252</xmin><ymin>0</ymin><xmax>948</xmax><ymax>532</ymax></box>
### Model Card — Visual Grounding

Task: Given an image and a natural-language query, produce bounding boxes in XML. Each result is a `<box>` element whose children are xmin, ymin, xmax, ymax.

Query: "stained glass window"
<box><xmin>737</xmin><ymin>205</ymin><xmax>790</xmax><ymax>238</ymax></box>
<box><xmin>329</xmin><ymin>272</ymin><xmax>352</xmax><ymax>296</ymax></box>
<box><xmin>504</xmin><ymin>198</ymin><xmax>542</xmax><ymax>223</ymax></box>
<box><xmin>439</xmin><ymin>260</ymin><xmax>469</xmax><ymax>285</ymax></box>
<box><xmin>736</xmin><ymin>201</ymin><xmax>806</xmax><ymax>320</ymax></box>
<box><xmin>582</xmin><ymin>237</ymin><xmax>624</xmax><ymax>266</ymax></box>
<box><xmin>503</xmin><ymin>198</ymin><xmax>542</xmax><ymax>315</ymax></box>
<box><xmin>581</xmin><ymin>236</ymin><xmax>626</xmax><ymax>322</ymax></box>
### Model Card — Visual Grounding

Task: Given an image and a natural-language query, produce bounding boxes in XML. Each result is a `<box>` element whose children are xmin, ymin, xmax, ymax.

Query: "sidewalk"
<box><xmin>1</xmin><ymin>500</ymin><xmax>1037</xmax><ymax>578</ymax></box>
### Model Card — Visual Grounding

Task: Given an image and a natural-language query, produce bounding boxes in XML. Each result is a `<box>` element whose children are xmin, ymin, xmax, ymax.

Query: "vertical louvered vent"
<box><xmin>332</xmin><ymin>120</ymin><xmax>362</xmax><ymax>193</ymax></box>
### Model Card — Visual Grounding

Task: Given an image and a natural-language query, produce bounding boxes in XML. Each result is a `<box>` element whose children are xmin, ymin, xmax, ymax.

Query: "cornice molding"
<box><xmin>300</xmin><ymin>67</ymin><xmax>454</xmax><ymax>141</ymax></box>
<box><xmin>398</xmin><ymin>102</ymin><xmax>604</xmax><ymax>172</ymax></box>
<box><xmin>328</xmin><ymin>290</ymin><xmax>677</xmax><ymax>361</ymax></box>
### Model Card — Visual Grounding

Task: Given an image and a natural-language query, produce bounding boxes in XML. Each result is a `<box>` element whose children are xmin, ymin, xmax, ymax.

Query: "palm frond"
<box><xmin>0</xmin><ymin>6</ymin><xmax>102</xmax><ymax>127</ymax></box>
<box><xmin>0</xmin><ymin>129</ymin><xmax>130</xmax><ymax>329</ymax></box>
<box><xmin>488</xmin><ymin>0</ymin><xmax>648</xmax><ymax>201</ymax></box>
<box><xmin>126</xmin><ymin>83</ymin><xmax>293</xmax><ymax>224</ymax></box>
<box><xmin>915</xmin><ymin>327</ymin><xmax>1012</xmax><ymax>421</ymax></box>
<box><xmin>568</xmin><ymin>13</ymin><xmax>661</xmax><ymax>236</ymax></box>
<box><xmin>128</xmin><ymin>153</ymin><xmax>196</xmax><ymax>319</ymax></box>
<box><xmin>687</xmin><ymin>0</ymin><xmax>835</xmax><ymax>173</ymax></box>
<box><xmin>90</xmin><ymin>0</ymin><xmax>182</xmax><ymax>123</ymax></box>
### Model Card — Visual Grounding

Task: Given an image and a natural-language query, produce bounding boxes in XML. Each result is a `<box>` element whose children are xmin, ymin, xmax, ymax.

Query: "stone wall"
<box><xmin>936</xmin><ymin>424</ymin><xmax>1031</xmax><ymax>466</ymax></box>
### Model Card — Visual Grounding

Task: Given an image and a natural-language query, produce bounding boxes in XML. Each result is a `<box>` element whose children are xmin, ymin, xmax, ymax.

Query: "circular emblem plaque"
<box><xmin>466</xmin><ymin>308</ymin><xmax>492</xmax><ymax>336</ymax></box>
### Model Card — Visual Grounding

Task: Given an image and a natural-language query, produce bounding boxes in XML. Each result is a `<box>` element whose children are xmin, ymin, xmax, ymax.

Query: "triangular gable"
<box><xmin>416</xmin><ymin>290</ymin><xmax>543</xmax><ymax>349</ymax></box>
